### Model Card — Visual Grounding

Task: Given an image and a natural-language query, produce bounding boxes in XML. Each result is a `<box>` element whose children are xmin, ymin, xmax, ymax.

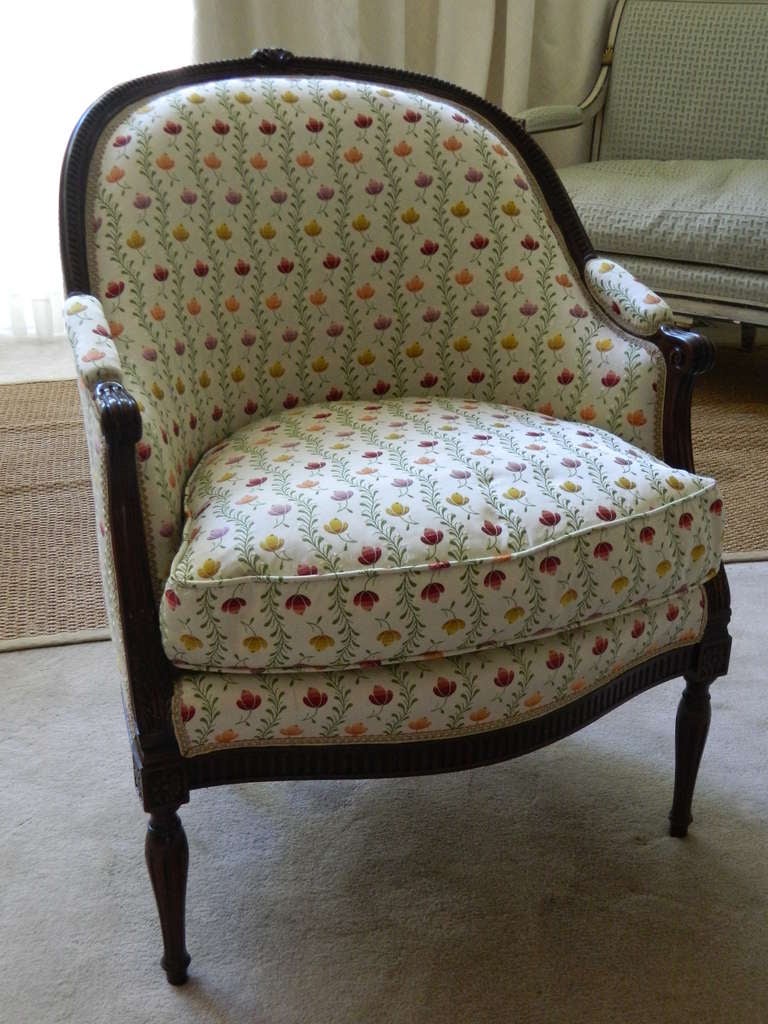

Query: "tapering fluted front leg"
<box><xmin>145</xmin><ymin>807</ymin><xmax>191</xmax><ymax>984</ymax></box>
<box><xmin>669</xmin><ymin>674</ymin><xmax>712</xmax><ymax>838</ymax></box>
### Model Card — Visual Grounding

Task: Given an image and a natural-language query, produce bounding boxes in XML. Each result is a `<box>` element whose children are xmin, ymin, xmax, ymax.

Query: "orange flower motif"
<box><xmin>202</xmin><ymin>152</ymin><xmax>221</xmax><ymax>170</ymax></box>
<box><xmin>265</xmin><ymin>293</ymin><xmax>282</xmax><ymax>311</ymax></box>
<box><xmin>280</xmin><ymin>724</ymin><xmax>304</xmax><ymax>737</ymax></box>
<box><xmin>214</xmin><ymin>729</ymin><xmax>238</xmax><ymax>744</ymax></box>
<box><xmin>393</xmin><ymin>140</ymin><xmax>412</xmax><ymax>157</ymax></box>
<box><xmin>579</xmin><ymin>406</ymin><xmax>597</xmax><ymax>422</ymax></box>
<box><xmin>187</xmin><ymin>297</ymin><xmax>201</xmax><ymax>315</ymax></box>
<box><xmin>105</xmin><ymin>165</ymin><xmax>125</xmax><ymax>184</ymax></box>
<box><xmin>108</xmin><ymin>321</ymin><xmax>124</xmax><ymax>337</ymax></box>
<box><xmin>404</xmin><ymin>275</ymin><xmax>424</xmax><ymax>293</ymax></box>
<box><xmin>309</xmin><ymin>289</ymin><xmax>327</xmax><ymax>306</ymax></box>
<box><xmin>356</xmin><ymin>282</ymin><xmax>375</xmax><ymax>300</ymax></box>
<box><xmin>249</xmin><ymin>153</ymin><xmax>268</xmax><ymax>170</ymax></box>
<box><xmin>344</xmin><ymin>146</ymin><xmax>363</xmax><ymax>164</ymax></box>
<box><xmin>156</xmin><ymin>153</ymin><xmax>175</xmax><ymax>171</ymax></box>
<box><xmin>644</xmin><ymin>292</ymin><xmax>661</xmax><ymax>305</ymax></box>
<box><xmin>149</xmin><ymin>304</ymin><xmax>165</xmax><ymax>321</ymax></box>
<box><xmin>224</xmin><ymin>295</ymin><xmax>240</xmax><ymax>312</ymax></box>
<box><xmin>523</xmin><ymin>691</ymin><xmax>543</xmax><ymax>708</ymax></box>
<box><xmin>505</xmin><ymin>266</ymin><xmax>524</xmax><ymax>283</ymax></box>
<box><xmin>493</xmin><ymin>144</ymin><xmax>509</xmax><ymax>158</ymax></box>
<box><xmin>538</xmin><ymin>402</ymin><xmax>554</xmax><ymax>416</ymax></box>
<box><xmin>408</xmin><ymin>717</ymin><xmax>431</xmax><ymax>732</ymax></box>
<box><xmin>296</xmin><ymin>151</ymin><xmax>314</xmax><ymax>168</ymax></box>
<box><xmin>469</xmin><ymin>707</ymin><xmax>490</xmax><ymax>722</ymax></box>
<box><xmin>443</xmin><ymin>136</ymin><xmax>462</xmax><ymax>152</ymax></box>
<box><xmin>571</xmin><ymin>679</ymin><xmax>586</xmax><ymax>693</ymax></box>
<box><xmin>626</xmin><ymin>410</ymin><xmax>647</xmax><ymax>427</ymax></box>
<box><xmin>454</xmin><ymin>268</ymin><xmax>473</xmax><ymax>286</ymax></box>
<box><xmin>345</xmin><ymin>722</ymin><xmax>368</xmax><ymax>736</ymax></box>
<box><xmin>555</xmin><ymin>273</ymin><xmax>572</xmax><ymax>287</ymax></box>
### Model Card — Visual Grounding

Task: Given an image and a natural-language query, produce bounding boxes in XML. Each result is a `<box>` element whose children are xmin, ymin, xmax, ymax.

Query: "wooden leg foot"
<box><xmin>669</xmin><ymin>675</ymin><xmax>712</xmax><ymax>838</ymax></box>
<box><xmin>146</xmin><ymin>806</ymin><xmax>191</xmax><ymax>985</ymax></box>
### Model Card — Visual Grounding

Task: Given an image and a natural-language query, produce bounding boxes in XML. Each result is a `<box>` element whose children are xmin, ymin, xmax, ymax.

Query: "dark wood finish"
<box><xmin>145</xmin><ymin>807</ymin><xmax>191</xmax><ymax>985</ymax></box>
<box><xmin>651</xmin><ymin>322</ymin><xmax>715</xmax><ymax>472</ymax></box>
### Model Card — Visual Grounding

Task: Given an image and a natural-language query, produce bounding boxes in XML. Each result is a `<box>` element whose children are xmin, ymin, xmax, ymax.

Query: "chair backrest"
<box><xmin>599</xmin><ymin>0</ymin><xmax>768</xmax><ymax>161</ymax></box>
<box><xmin>62</xmin><ymin>57</ymin><xmax>663</xmax><ymax>594</ymax></box>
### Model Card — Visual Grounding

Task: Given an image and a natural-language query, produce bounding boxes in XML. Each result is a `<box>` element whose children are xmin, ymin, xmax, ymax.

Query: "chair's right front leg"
<box><xmin>145</xmin><ymin>805</ymin><xmax>191</xmax><ymax>984</ymax></box>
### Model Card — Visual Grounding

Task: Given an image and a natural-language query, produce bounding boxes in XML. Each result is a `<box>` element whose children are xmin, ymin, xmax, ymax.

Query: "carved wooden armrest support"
<box><xmin>651</xmin><ymin>323</ymin><xmax>715</xmax><ymax>472</ymax></box>
<box><xmin>93</xmin><ymin>379</ymin><xmax>142</xmax><ymax>446</ymax></box>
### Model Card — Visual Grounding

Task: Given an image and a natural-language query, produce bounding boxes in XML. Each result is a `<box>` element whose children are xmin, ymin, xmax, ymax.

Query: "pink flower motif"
<box><xmin>631</xmin><ymin>620</ymin><xmax>645</xmax><ymax>638</ymax></box>
<box><xmin>569</xmin><ymin>304</ymin><xmax>588</xmax><ymax>318</ymax></box>
<box><xmin>465</xmin><ymin>167</ymin><xmax>483</xmax><ymax>184</ymax></box>
<box><xmin>639</xmin><ymin>526</ymin><xmax>655</xmax><ymax>544</ymax></box>
<box><xmin>353</xmin><ymin>590</ymin><xmax>380</xmax><ymax>611</ymax></box>
<box><xmin>297</xmin><ymin>564</ymin><xmax>318</xmax><ymax>575</ymax></box>
<box><xmin>212</xmin><ymin>119</ymin><xmax>230</xmax><ymax>135</ymax></box>
<box><xmin>678</xmin><ymin>512</ymin><xmax>693</xmax><ymax>530</ymax></box>
<box><xmin>180</xmin><ymin>702</ymin><xmax>196</xmax><ymax>723</ymax></box>
<box><xmin>323</xmin><ymin>253</ymin><xmax>341</xmax><ymax>269</ymax></box>
<box><xmin>365</xmin><ymin>179</ymin><xmax>384</xmax><ymax>195</ymax></box>
<box><xmin>421</xmin><ymin>528</ymin><xmax>444</xmax><ymax>546</ymax></box>
<box><xmin>317</xmin><ymin>185</ymin><xmax>334</xmax><ymax>201</ymax></box>
<box><xmin>519</xmin><ymin>301</ymin><xmax>538</xmax><ymax>317</ymax></box>
<box><xmin>306</xmin><ymin>117</ymin><xmax>324</xmax><ymax>133</ymax></box>
<box><xmin>404</xmin><ymin>109</ymin><xmax>422</xmax><ymax>123</ymax></box>
<box><xmin>414</xmin><ymin>171</ymin><xmax>433</xmax><ymax>188</ymax></box>
<box><xmin>165</xmin><ymin>589</ymin><xmax>181</xmax><ymax>609</ymax></box>
<box><xmin>512</xmin><ymin>368</ymin><xmax>530</xmax><ymax>384</ymax></box>
<box><xmin>369</xmin><ymin>684</ymin><xmax>393</xmax><ymax>706</ymax></box>
<box><xmin>303</xmin><ymin>687</ymin><xmax>328</xmax><ymax>708</ymax></box>
<box><xmin>420</xmin><ymin>372</ymin><xmax>438</xmax><ymax>388</ymax></box>
<box><xmin>326</xmin><ymin>322</ymin><xmax>344</xmax><ymax>337</ymax></box>
<box><xmin>422</xmin><ymin>307</ymin><xmax>441</xmax><ymax>323</ymax></box>
<box><xmin>470</xmin><ymin>233</ymin><xmax>489</xmax><ymax>249</ymax></box>
<box><xmin>514</xmin><ymin>175</ymin><xmax>529</xmax><ymax>190</ymax></box>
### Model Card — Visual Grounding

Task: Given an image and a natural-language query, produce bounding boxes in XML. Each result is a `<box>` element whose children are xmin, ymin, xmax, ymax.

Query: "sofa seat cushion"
<box><xmin>160</xmin><ymin>397</ymin><xmax>722</xmax><ymax>673</ymax></box>
<box><xmin>560</xmin><ymin>159</ymin><xmax>768</xmax><ymax>274</ymax></box>
<box><xmin>173</xmin><ymin>582</ymin><xmax>708</xmax><ymax>753</ymax></box>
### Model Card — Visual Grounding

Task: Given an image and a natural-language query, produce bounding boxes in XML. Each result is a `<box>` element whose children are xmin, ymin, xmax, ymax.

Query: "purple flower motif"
<box><xmin>204</xmin><ymin>335</ymin><xmax>218</xmax><ymax>350</ymax></box>
<box><xmin>268</xmin><ymin>503</ymin><xmax>292</xmax><ymax>516</ymax></box>
<box><xmin>317</xmin><ymin>185</ymin><xmax>335</xmax><ymax>201</ymax></box>
<box><xmin>514</xmin><ymin>174</ymin><xmax>529</xmax><ymax>190</ymax></box>
<box><xmin>450</xmin><ymin>469</ymin><xmax>472</xmax><ymax>480</ymax></box>
<box><xmin>326</xmin><ymin>322</ymin><xmax>344</xmax><ymax>337</ymax></box>
<box><xmin>422</xmin><ymin>306</ymin><xmax>441</xmax><ymax>323</ymax></box>
<box><xmin>414</xmin><ymin>171</ymin><xmax>433</xmax><ymax>188</ymax></box>
<box><xmin>519</xmin><ymin>300</ymin><xmax>538</xmax><ymax>317</ymax></box>
<box><xmin>506</xmin><ymin>461</ymin><xmax>527</xmax><ymax>473</ymax></box>
<box><xmin>207</xmin><ymin>526</ymin><xmax>229</xmax><ymax>540</ymax></box>
<box><xmin>282</xmin><ymin>327</ymin><xmax>298</xmax><ymax>343</ymax></box>
<box><xmin>113</xmin><ymin>134</ymin><xmax>132</xmax><ymax>148</ymax></box>
<box><xmin>270</xmin><ymin>188</ymin><xmax>288</xmax><ymax>204</ymax></box>
<box><xmin>373</xmin><ymin>315</ymin><xmax>392</xmax><ymax>331</ymax></box>
<box><xmin>180</xmin><ymin>188</ymin><xmax>198</xmax><ymax>205</ymax></box>
<box><xmin>465</xmin><ymin>167</ymin><xmax>483</xmax><ymax>184</ymax></box>
<box><xmin>452</xmin><ymin>113</ymin><xmax>468</xmax><ymax>124</ymax></box>
<box><xmin>133</xmin><ymin>193</ymin><xmax>152</xmax><ymax>210</ymax></box>
<box><xmin>470</xmin><ymin>302</ymin><xmax>489</xmax><ymax>318</ymax></box>
<box><xmin>393</xmin><ymin>477</ymin><xmax>413</xmax><ymax>488</ymax></box>
<box><xmin>225</xmin><ymin>189</ymin><xmax>242</xmax><ymax>205</ymax></box>
<box><xmin>241</xmin><ymin>331</ymin><xmax>256</xmax><ymax>347</ymax></box>
<box><xmin>561</xmin><ymin>457</ymin><xmax>581</xmax><ymax>469</ymax></box>
<box><xmin>365</xmin><ymin>179</ymin><xmax>384</xmax><ymax>196</ymax></box>
<box><xmin>569</xmin><ymin>304</ymin><xmax>588</xmax><ymax>318</ymax></box>
<box><xmin>331</xmin><ymin>489</ymin><xmax>354</xmax><ymax>502</ymax></box>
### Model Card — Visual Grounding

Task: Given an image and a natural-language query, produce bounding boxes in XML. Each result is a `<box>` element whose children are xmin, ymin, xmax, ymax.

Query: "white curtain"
<box><xmin>193</xmin><ymin>0</ymin><xmax>615</xmax><ymax>167</ymax></box>
<box><xmin>0</xmin><ymin>1</ymin><xmax>193</xmax><ymax>348</ymax></box>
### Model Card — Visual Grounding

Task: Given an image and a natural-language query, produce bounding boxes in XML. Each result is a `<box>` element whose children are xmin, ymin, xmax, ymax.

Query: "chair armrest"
<box><xmin>63</xmin><ymin>293</ymin><xmax>123</xmax><ymax>389</ymax></box>
<box><xmin>584</xmin><ymin>258</ymin><xmax>673</xmax><ymax>337</ymax></box>
<box><xmin>517</xmin><ymin>104</ymin><xmax>585</xmax><ymax>134</ymax></box>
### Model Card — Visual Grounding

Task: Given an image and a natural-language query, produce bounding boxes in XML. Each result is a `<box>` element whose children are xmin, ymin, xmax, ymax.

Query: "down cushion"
<box><xmin>159</xmin><ymin>397</ymin><xmax>722</xmax><ymax>672</ymax></box>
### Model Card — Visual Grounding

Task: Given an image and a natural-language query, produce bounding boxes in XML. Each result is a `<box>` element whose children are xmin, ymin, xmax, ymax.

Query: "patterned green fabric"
<box><xmin>173</xmin><ymin>582</ymin><xmax>708</xmax><ymax>751</ymax></box>
<box><xmin>161</xmin><ymin>396</ymin><xmax>721</xmax><ymax>674</ymax></box>
<box><xmin>561</xmin><ymin>160</ymin><xmax>768</xmax><ymax>275</ymax></box>
<box><xmin>64</xmin><ymin>75</ymin><xmax>665</xmax><ymax>599</ymax></box>
<box><xmin>601</xmin><ymin>1</ymin><xmax>768</xmax><ymax>161</ymax></box>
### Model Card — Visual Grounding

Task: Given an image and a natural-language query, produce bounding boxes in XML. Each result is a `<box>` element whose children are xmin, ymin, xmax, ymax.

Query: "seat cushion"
<box><xmin>159</xmin><ymin>397</ymin><xmax>722</xmax><ymax>673</ymax></box>
<box><xmin>560</xmin><ymin>159</ymin><xmax>768</xmax><ymax>274</ymax></box>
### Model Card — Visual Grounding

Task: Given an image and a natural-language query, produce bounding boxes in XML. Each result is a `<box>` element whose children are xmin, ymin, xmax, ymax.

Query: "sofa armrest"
<box><xmin>584</xmin><ymin>258</ymin><xmax>673</xmax><ymax>337</ymax></box>
<box><xmin>517</xmin><ymin>104</ymin><xmax>585</xmax><ymax>135</ymax></box>
<box><xmin>63</xmin><ymin>293</ymin><xmax>123</xmax><ymax>389</ymax></box>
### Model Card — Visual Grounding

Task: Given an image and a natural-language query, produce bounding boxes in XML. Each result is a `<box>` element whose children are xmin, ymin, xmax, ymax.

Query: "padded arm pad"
<box><xmin>63</xmin><ymin>293</ymin><xmax>123</xmax><ymax>389</ymax></box>
<box><xmin>584</xmin><ymin>258</ymin><xmax>673</xmax><ymax>336</ymax></box>
<box><xmin>516</xmin><ymin>104</ymin><xmax>584</xmax><ymax>134</ymax></box>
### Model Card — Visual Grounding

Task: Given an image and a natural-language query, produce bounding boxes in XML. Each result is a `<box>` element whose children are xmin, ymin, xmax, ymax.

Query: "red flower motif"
<box><xmin>153</xmin><ymin>265</ymin><xmax>169</xmax><ymax>282</ymax></box>
<box><xmin>369</xmin><ymin>684</ymin><xmax>393</xmax><ymax>706</ymax></box>
<box><xmin>105</xmin><ymin>280</ymin><xmax>124</xmax><ymax>299</ymax></box>
<box><xmin>303</xmin><ymin>688</ymin><xmax>328</xmax><ymax>709</ymax></box>
<box><xmin>546</xmin><ymin>650</ymin><xmax>565</xmax><ymax>669</ymax></box>
<box><xmin>470</xmin><ymin>233</ymin><xmax>489</xmax><ymax>250</ymax></box>
<box><xmin>326</xmin><ymin>322</ymin><xmax>344</xmax><ymax>337</ymax></box>
<box><xmin>678</xmin><ymin>512</ymin><xmax>693</xmax><ymax>530</ymax></box>
<box><xmin>306</xmin><ymin>117</ymin><xmax>324</xmax><ymax>132</ymax></box>
<box><xmin>539</xmin><ymin>510</ymin><xmax>561</xmax><ymax>527</ymax></box>
<box><xmin>358</xmin><ymin>546</ymin><xmax>382</xmax><ymax>566</ymax></box>
<box><xmin>433</xmin><ymin>677</ymin><xmax>456</xmax><ymax>698</ymax></box>
<box><xmin>236</xmin><ymin>689</ymin><xmax>262</xmax><ymax>711</ymax></box>
<box><xmin>596</xmin><ymin>506</ymin><xmax>617</xmax><ymax>522</ymax></box>
<box><xmin>467</xmin><ymin>368</ymin><xmax>485</xmax><ymax>384</ymax></box>
<box><xmin>277</xmin><ymin>257</ymin><xmax>294</xmax><ymax>274</ymax></box>
<box><xmin>234</xmin><ymin>259</ymin><xmax>250</xmax><ymax>276</ymax></box>
<box><xmin>355</xmin><ymin>114</ymin><xmax>373</xmax><ymax>129</ymax></box>
<box><xmin>180</xmin><ymin>701</ymin><xmax>196</xmax><ymax>723</ymax></box>
<box><xmin>482</xmin><ymin>521</ymin><xmax>502</xmax><ymax>537</ymax></box>
<box><xmin>483</xmin><ymin>570</ymin><xmax>506</xmax><ymax>590</ymax></box>
<box><xmin>710</xmin><ymin>498</ymin><xmax>723</xmax><ymax>515</ymax></box>
<box><xmin>164</xmin><ymin>120</ymin><xmax>182</xmax><ymax>135</ymax></box>
<box><xmin>222</xmin><ymin>597</ymin><xmax>247</xmax><ymax>614</ymax></box>
<box><xmin>557</xmin><ymin>369</ymin><xmax>575</xmax><ymax>385</ymax></box>
<box><xmin>137</xmin><ymin>442</ymin><xmax>152</xmax><ymax>461</ymax></box>
<box><xmin>164</xmin><ymin>589</ymin><xmax>180</xmax><ymax>609</ymax></box>
<box><xmin>602</xmin><ymin>370</ymin><xmax>621</xmax><ymax>387</ymax></box>
<box><xmin>420</xmin><ymin>582</ymin><xmax>446</xmax><ymax>603</ymax></box>
<box><xmin>666</xmin><ymin>604</ymin><xmax>680</xmax><ymax>621</ymax></box>
<box><xmin>326</xmin><ymin>387</ymin><xmax>343</xmax><ymax>402</ymax></box>
<box><xmin>420</xmin><ymin>239</ymin><xmax>440</xmax><ymax>256</ymax></box>
<box><xmin>212</xmin><ymin>119</ymin><xmax>230</xmax><ymax>135</ymax></box>
<box><xmin>285</xmin><ymin>594</ymin><xmax>311</xmax><ymax>614</ymax></box>
<box><xmin>371</xmin><ymin>248</ymin><xmax>390</xmax><ymax>264</ymax></box>
<box><xmin>639</xmin><ymin>526</ymin><xmax>655</xmax><ymax>544</ymax></box>
<box><xmin>593</xmin><ymin>542</ymin><xmax>613</xmax><ymax>560</ymax></box>
<box><xmin>512</xmin><ymin>368</ymin><xmax>530</xmax><ymax>384</ymax></box>
<box><xmin>259</xmin><ymin>119</ymin><xmax>277</xmax><ymax>135</ymax></box>
<box><xmin>420</xmin><ymin>373</ymin><xmax>438</xmax><ymax>388</ymax></box>
<box><xmin>539</xmin><ymin>556</ymin><xmax>561</xmax><ymax>575</ymax></box>
<box><xmin>323</xmin><ymin>253</ymin><xmax>341</xmax><ymax>269</ymax></box>
<box><xmin>373</xmin><ymin>380</ymin><xmax>391</xmax><ymax>396</ymax></box>
<box><xmin>421</xmin><ymin>528</ymin><xmax>444</xmax><ymax>546</ymax></box>
<box><xmin>494</xmin><ymin>667</ymin><xmax>515</xmax><ymax>687</ymax></box>
<box><xmin>283</xmin><ymin>394</ymin><xmax>299</xmax><ymax>409</ymax></box>
<box><xmin>631</xmin><ymin>620</ymin><xmax>645</xmax><ymax>638</ymax></box>
<box><xmin>403</xmin><ymin>109</ymin><xmax>422</xmax><ymax>123</ymax></box>
<box><xmin>193</xmin><ymin>260</ymin><xmax>209</xmax><ymax>277</ymax></box>
<box><xmin>520</xmin><ymin>234</ymin><xmax>539</xmax><ymax>251</ymax></box>
<box><xmin>353</xmin><ymin>590</ymin><xmax>379</xmax><ymax>611</ymax></box>
<box><xmin>592</xmin><ymin>636</ymin><xmax>608</xmax><ymax>655</ymax></box>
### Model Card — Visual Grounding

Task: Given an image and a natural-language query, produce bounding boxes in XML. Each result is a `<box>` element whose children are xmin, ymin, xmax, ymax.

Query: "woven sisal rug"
<box><xmin>0</xmin><ymin>347</ymin><xmax>765</xmax><ymax>649</ymax></box>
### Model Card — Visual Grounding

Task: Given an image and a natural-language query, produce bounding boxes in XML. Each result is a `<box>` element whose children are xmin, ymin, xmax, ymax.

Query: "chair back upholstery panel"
<box><xmin>601</xmin><ymin>0</ymin><xmax>768</xmax><ymax>161</ymax></box>
<box><xmin>79</xmin><ymin>73</ymin><xmax>663</xmax><ymax>593</ymax></box>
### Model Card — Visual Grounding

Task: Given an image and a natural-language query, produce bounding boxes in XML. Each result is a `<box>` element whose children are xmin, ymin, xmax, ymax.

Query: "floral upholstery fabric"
<box><xmin>64</xmin><ymin>74</ymin><xmax>666</xmax><ymax>599</ymax></box>
<box><xmin>584</xmin><ymin>258</ymin><xmax>672</xmax><ymax>337</ymax></box>
<box><xmin>161</xmin><ymin>396</ymin><xmax>721</xmax><ymax>674</ymax></box>
<box><xmin>173</xmin><ymin>580</ymin><xmax>708</xmax><ymax>752</ymax></box>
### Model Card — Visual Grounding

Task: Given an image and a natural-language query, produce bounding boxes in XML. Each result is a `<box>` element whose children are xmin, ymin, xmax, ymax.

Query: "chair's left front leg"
<box><xmin>146</xmin><ymin>806</ymin><xmax>191</xmax><ymax>985</ymax></box>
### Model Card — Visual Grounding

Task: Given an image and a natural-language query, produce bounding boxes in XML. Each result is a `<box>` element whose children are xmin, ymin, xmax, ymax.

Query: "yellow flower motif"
<box><xmin>66</xmin><ymin>301</ymin><xmax>87</xmax><ymax>315</ymax></box>
<box><xmin>560</xmin><ymin>481</ymin><xmax>581</xmax><ymax>493</ymax></box>
<box><xmin>656</xmin><ymin>560</ymin><xmax>672</xmax><ymax>576</ymax></box>
<box><xmin>401</xmin><ymin>207</ymin><xmax>420</xmax><ymax>225</ymax></box>
<box><xmin>500</xmin><ymin>334</ymin><xmax>518</xmax><ymax>350</ymax></box>
<box><xmin>310</xmin><ymin>634</ymin><xmax>335</xmax><ymax>652</ymax></box>
<box><xmin>612</xmin><ymin>576</ymin><xmax>629</xmax><ymax>593</ymax></box>
<box><xmin>231</xmin><ymin>366</ymin><xmax>245</xmax><ymax>383</ymax></box>
<box><xmin>598</xmin><ymin>261</ymin><xmax>615</xmax><ymax>273</ymax></box>
<box><xmin>386</xmin><ymin>502</ymin><xmax>409</xmax><ymax>517</ymax></box>
<box><xmin>259</xmin><ymin>223</ymin><xmax>276</xmax><ymax>240</ymax></box>
<box><xmin>217</xmin><ymin>471</ymin><xmax>234</xmax><ymax>482</ymax></box>
<box><xmin>595</xmin><ymin>338</ymin><xmax>613</xmax><ymax>353</ymax></box>
<box><xmin>377</xmin><ymin>88</ymin><xmax>394</xmax><ymax>97</ymax></box>
<box><xmin>197</xmin><ymin>558</ymin><xmax>221</xmax><ymax>579</ymax></box>
<box><xmin>352</xmin><ymin>213</ymin><xmax>370</xmax><ymax>231</ymax></box>
<box><xmin>304</xmin><ymin>219</ymin><xmax>322</xmax><ymax>237</ymax></box>
<box><xmin>312</xmin><ymin>355</ymin><xmax>329</xmax><ymax>373</ymax></box>
<box><xmin>560</xmin><ymin>589</ymin><xmax>578</xmax><ymax>605</ymax></box>
<box><xmin>453</xmin><ymin>336</ymin><xmax>471</xmax><ymax>352</ymax></box>
<box><xmin>442</xmin><ymin>618</ymin><xmax>465</xmax><ymax>635</ymax></box>
<box><xmin>175</xmin><ymin>377</ymin><xmax>185</xmax><ymax>395</ymax></box>
<box><xmin>187</xmin><ymin>92</ymin><xmax>205</xmax><ymax>104</ymax></box>
<box><xmin>667</xmin><ymin>475</ymin><xmax>685</xmax><ymax>491</ymax></box>
<box><xmin>243</xmin><ymin>635</ymin><xmax>267</xmax><ymax>652</ymax></box>
<box><xmin>216</xmin><ymin>223</ymin><xmax>232</xmax><ymax>240</ymax></box>
<box><xmin>330</xmin><ymin>442</ymin><xmax>349</xmax><ymax>451</ymax></box>
<box><xmin>446</xmin><ymin>492</ymin><xmax>469</xmax><ymax>506</ymax></box>
<box><xmin>282</xmin><ymin>90</ymin><xmax>300</xmax><ymax>103</ymax></box>
<box><xmin>126</xmin><ymin>230</ymin><xmax>145</xmax><ymax>249</ymax></box>
<box><xmin>547</xmin><ymin>333</ymin><xmax>565</xmax><ymax>351</ymax></box>
<box><xmin>357</xmin><ymin>349</ymin><xmax>375</xmax><ymax>366</ymax></box>
<box><xmin>501</xmin><ymin>200</ymin><xmax>519</xmax><ymax>216</ymax></box>
<box><xmin>691</xmin><ymin>544</ymin><xmax>706</xmax><ymax>562</ymax></box>
<box><xmin>180</xmin><ymin>634</ymin><xmax>203</xmax><ymax>650</ymax></box>
<box><xmin>450</xmin><ymin>201</ymin><xmax>469</xmax><ymax>218</ymax></box>
<box><xmin>504</xmin><ymin>487</ymin><xmax>526</xmax><ymax>500</ymax></box>
<box><xmin>505</xmin><ymin>606</ymin><xmax>525</xmax><ymax>623</ymax></box>
<box><xmin>405</xmin><ymin>340</ymin><xmax>423</xmax><ymax>358</ymax></box>
<box><xmin>324</xmin><ymin>518</ymin><xmax>348</xmax><ymax>534</ymax></box>
<box><xmin>273</xmin><ymin>454</ymin><xmax>293</xmax><ymax>463</ymax></box>
<box><xmin>378</xmin><ymin>628</ymin><xmax>401</xmax><ymax>646</ymax></box>
<box><xmin>328</xmin><ymin>88</ymin><xmax>346</xmax><ymax>101</ymax></box>
<box><xmin>259</xmin><ymin>534</ymin><xmax>284</xmax><ymax>553</ymax></box>
<box><xmin>151</xmin><ymin>382</ymin><xmax>164</xmax><ymax>400</ymax></box>
<box><xmin>234</xmin><ymin>90</ymin><xmax>252</xmax><ymax>104</ymax></box>
<box><xmin>616</xmin><ymin>476</ymin><xmax>636</xmax><ymax>490</ymax></box>
<box><xmin>172</xmin><ymin>223</ymin><xmax>189</xmax><ymax>242</ymax></box>
<box><xmin>269</xmin><ymin>362</ymin><xmax>285</xmax><ymax>378</ymax></box>
<box><xmin>199</xmin><ymin>370</ymin><xmax>210</xmax><ymax>388</ymax></box>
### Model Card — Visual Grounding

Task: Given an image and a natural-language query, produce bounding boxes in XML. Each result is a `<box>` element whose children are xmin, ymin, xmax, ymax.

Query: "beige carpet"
<box><xmin>0</xmin><ymin>350</ymin><xmax>765</xmax><ymax>649</ymax></box>
<box><xmin>1</xmin><ymin>561</ymin><xmax>766</xmax><ymax>1024</ymax></box>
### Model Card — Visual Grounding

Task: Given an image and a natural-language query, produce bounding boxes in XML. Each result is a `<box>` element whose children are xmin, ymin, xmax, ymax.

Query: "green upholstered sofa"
<box><xmin>518</xmin><ymin>0</ymin><xmax>768</xmax><ymax>344</ymax></box>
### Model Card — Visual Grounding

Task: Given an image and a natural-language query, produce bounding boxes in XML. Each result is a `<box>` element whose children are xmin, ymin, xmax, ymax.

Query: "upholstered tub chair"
<box><xmin>59</xmin><ymin>50</ymin><xmax>732</xmax><ymax>984</ymax></box>
<box><xmin>518</xmin><ymin>0</ymin><xmax>768</xmax><ymax>346</ymax></box>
